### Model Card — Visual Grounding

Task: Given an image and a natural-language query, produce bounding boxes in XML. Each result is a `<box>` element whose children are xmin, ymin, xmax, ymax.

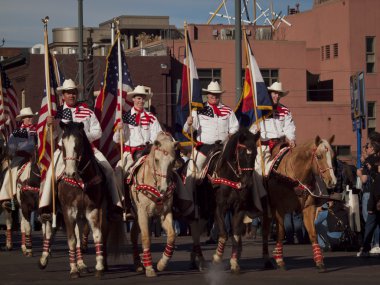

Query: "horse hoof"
<box><xmin>276</xmin><ymin>263</ymin><xmax>287</xmax><ymax>271</ymax></box>
<box><xmin>95</xmin><ymin>270</ymin><xmax>104</xmax><ymax>279</ymax></box>
<box><xmin>145</xmin><ymin>269</ymin><xmax>157</xmax><ymax>278</ymax></box>
<box><xmin>6</xmin><ymin>245</ymin><xmax>13</xmax><ymax>251</ymax></box>
<box><xmin>134</xmin><ymin>261</ymin><xmax>144</xmax><ymax>273</ymax></box>
<box><xmin>231</xmin><ymin>268</ymin><xmax>241</xmax><ymax>275</ymax></box>
<box><xmin>78</xmin><ymin>267</ymin><xmax>89</xmax><ymax>274</ymax></box>
<box><xmin>316</xmin><ymin>263</ymin><xmax>326</xmax><ymax>273</ymax></box>
<box><xmin>26</xmin><ymin>252</ymin><xmax>33</xmax><ymax>257</ymax></box>
<box><xmin>38</xmin><ymin>258</ymin><xmax>49</xmax><ymax>270</ymax></box>
<box><xmin>157</xmin><ymin>260</ymin><xmax>167</xmax><ymax>272</ymax></box>
<box><xmin>70</xmin><ymin>272</ymin><xmax>80</xmax><ymax>279</ymax></box>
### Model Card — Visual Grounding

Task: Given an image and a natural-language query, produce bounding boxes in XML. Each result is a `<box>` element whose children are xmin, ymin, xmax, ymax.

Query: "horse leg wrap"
<box><xmin>76</xmin><ymin>247</ymin><xmax>83</xmax><ymax>262</ymax></box>
<box><xmin>231</xmin><ymin>248</ymin><xmax>238</xmax><ymax>260</ymax></box>
<box><xmin>6</xmin><ymin>229</ymin><xmax>12</xmax><ymax>247</ymax></box>
<box><xmin>25</xmin><ymin>234</ymin><xmax>32</xmax><ymax>250</ymax></box>
<box><xmin>95</xmin><ymin>243</ymin><xmax>103</xmax><ymax>257</ymax></box>
<box><xmin>312</xmin><ymin>243</ymin><xmax>324</xmax><ymax>264</ymax></box>
<box><xmin>216</xmin><ymin>240</ymin><xmax>226</xmax><ymax>257</ymax></box>
<box><xmin>142</xmin><ymin>249</ymin><xmax>153</xmax><ymax>268</ymax></box>
<box><xmin>42</xmin><ymin>238</ymin><xmax>51</xmax><ymax>254</ymax></box>
<box><xmin>69</xmin><ymin>249</ymin><xmax>76</xmax><ymax>265</ymax></box>
<box><xmin>21</xmin><ymin>232</ymin><xmax>26</xmax><ymax>247</ymax></box>
<box><xmin>164</xmin><ymin>243</ymin><xmax>175</xmax><ymax>259</ymax></box>
<box><xmin>273</xmin><ymin>242</ymin><xmax>284</xmax><ymax>262</ymax></box>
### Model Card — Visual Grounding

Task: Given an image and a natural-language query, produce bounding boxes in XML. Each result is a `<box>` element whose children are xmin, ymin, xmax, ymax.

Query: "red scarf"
<box><xmin>134</xmin><ymin>107</ymin><xmax>147</xmax><ymax>125</ymax></box>
<box><xmin>209</xmin><ymin>103</ymin><xmax>222</xmax><ymax>117</ymax></box>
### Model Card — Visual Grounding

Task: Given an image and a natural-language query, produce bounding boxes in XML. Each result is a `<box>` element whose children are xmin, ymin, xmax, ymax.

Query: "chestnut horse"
<box><xmin>127</xmin><ymin>132</ymin><xmax>179</xmax><ymax>277</ymax></box>
<box><xmin>261</xmin><ymin>136</ymin><xmax>336</xmax><ymax>271</ymax></box>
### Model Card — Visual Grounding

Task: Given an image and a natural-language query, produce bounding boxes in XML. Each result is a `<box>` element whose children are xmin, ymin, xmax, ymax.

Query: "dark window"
<box><xmin>333</xmin><ymin>43</ymin><xmax>338</xmax><ymax>58</ymax></box>
<box><xmin>197</xmin><ymin>68</ymin><xmax>222</xmax><ymax>101</ymax></box>
<box><xmin>325</xmin><ymin>45</ymin><xmax>330</xmax><ymax>59</ymax></box>
<box><xmin>321</xmin><ymin>46</ymin><xmax>324</xmax><ymax>61</ymax></box>
<box><xmin>367</xmin><ymin>101</ymin><xmax>376</xmax><ymax>136</ymax></box>
<box><xmin>307</xmin><ymin>71</ymin><xmax>333</xmax><ymax>101</ymax></box>
<box><xmin>366</xmin><ymin>36</ymin><xmax>375</xmax><ymax>73</ymax></box>
<box><xmin>335</xmin><ymin>145</ymin><xmax>351</xmax><ymax>157</ymax></box>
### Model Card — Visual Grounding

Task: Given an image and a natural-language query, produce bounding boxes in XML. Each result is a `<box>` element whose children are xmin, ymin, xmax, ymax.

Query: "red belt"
<box><xmin>261</xmin><ymin>139</ymin><xmax>279</xmax><ymax>150</ymax></box>
<box><xmin>123</xmin><ymin>145</ymin><xmax>145</xmax><ymax>156</ymax></box>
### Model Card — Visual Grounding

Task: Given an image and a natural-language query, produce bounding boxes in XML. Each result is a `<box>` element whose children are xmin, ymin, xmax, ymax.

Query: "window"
<box><xmin>366</xmin><ymin>36</ymin><xmax>375</xmax><ymax>73</ymax></box>
<box><xmin>335</xmin><ymin>145</ymin><xmax>351</xmax><ymax>157</ymax></box>
<box><xmin>333</xmin><ymin>43</ymin><xmax>338</xmax><ymax>58</ymax></box>
<box><xmin>321</xmin><ymin>46</ymin><xmax>324</xmax><ymax>61</ymax></box>
<box><xmin>367</xmin><ymin>101</ymin><xmax>376</xmax><ymax>136</ymax></box>
<box><xmin>260</xmin><ymin>69</ymin><xmax>279</xmax><ymax>87</ymax></box>
<box><xmin>325</xmin><ymin>45</ymin><xmax>330</xmax><ymax>59</ymax></box>
<box><xmin>197</xmin><ymin>68</ymin><xmax>222</xmax><ymax>101</ymax></box>
<box><xmin>306</xmin><ymin>71</ymin><xmax>333</xmax><ymax>101</ymax></box>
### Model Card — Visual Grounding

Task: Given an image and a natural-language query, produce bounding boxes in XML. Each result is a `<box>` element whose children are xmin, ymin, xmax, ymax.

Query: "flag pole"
<box><xmin>242</xmin><ymin>26</ymin><xmax>265</xmax><ymax>177</ymax></box>
<box><xmin>115</xmin><ymin>19</ymin><xmax>126</xmax><ymax>220</ymax></box>
<box><xmin>184</xmin><ymin>22</ymin><xmax>196</xmax><ymax>176</ymax></box>
<box><xmin>0</xmin><ymin>71</ymin><xmax>16</xmax><ymax>210</ymax></box>
<box><xmin>42</xmin><ymin>16</ymin><xmax>57</xmax><ymax>228</ymax></box>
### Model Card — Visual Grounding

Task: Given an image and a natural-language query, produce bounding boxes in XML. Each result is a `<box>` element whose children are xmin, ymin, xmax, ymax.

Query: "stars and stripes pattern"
<box><xmin>12</xmin><ymin>124</ymin><xmax>36</xmax><ymax>138</ymax></box>
<box><xmin>0</xmin><ymin>66</ymin><xmax>20</xmax><ymax>138</ymax></box>
<box><xmin>37</xmin><ymin>53</ymin><xmax>63</xmax><ymax>180</ymax></box>
<box><xmin>94</xmin><ymin>33</ymin><xmax>133</xmax><ymax>167</ymax></box>
<box><xmin>198</xmin><ymin>104</ymin><xmax>232</xmax><ymax>118</ymax></box>
<box><xmin>122</xmin><ymin>110</ymin><xmax>155</xmax><ymax>127</ymax></box>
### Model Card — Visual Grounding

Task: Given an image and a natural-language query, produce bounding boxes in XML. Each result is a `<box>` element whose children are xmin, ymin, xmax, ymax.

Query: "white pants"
<box><xmin>115</xmin><ymin>151</ymin><xmax>134</xmax><ymax>190</ymax></box>
<box><xmin>185</xmin><ymin>148</ymin><xmax>208</xmax><ymax>180</ymax></box>
<box><xmin>39</xmin><ymin>148</ymin><xmax>123</xmax><ymax>208</ymax></box>
<box><xmin>0</xmin><ymin>156</ymin><xmax>25</xmax><ymax>201</ymax></box>
<box><xmin>255</xmin><ymin>145</ymin><xmax>272</xmax><ymax>177</ymax></box>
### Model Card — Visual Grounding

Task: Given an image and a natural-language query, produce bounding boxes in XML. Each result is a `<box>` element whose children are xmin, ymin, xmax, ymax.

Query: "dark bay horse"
<box><xmin>262</xmin><ymin>135</ymin><xmax>337</xmax><ymax>271</ymax></box>
<box><xmin>127</xmin><ymin>132</ymin><xmax>179</xmax><ymax>277</ymax></box>
<box><xmin>187</xmin><ymin>128</ymin><xmax>260</xmax><ymax>273</ymax></box>
<box><xmin>53</xmin><ymin>121</ymin><xmax>124</xmax><ymax>278</ymax></box>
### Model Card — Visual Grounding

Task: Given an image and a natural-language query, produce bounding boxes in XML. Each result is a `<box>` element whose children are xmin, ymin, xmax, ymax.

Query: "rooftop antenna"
<box><xmin>0</xmin><ymin>38</ymin><xmax>5</xmax><ymax>47</ymax></box>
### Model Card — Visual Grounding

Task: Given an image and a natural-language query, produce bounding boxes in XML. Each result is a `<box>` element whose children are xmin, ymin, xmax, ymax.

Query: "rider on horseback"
<box><xmin>114</xmin><ymin>85</ymin><xmax>163</xmax><ymax>219</ymax></box>
<box><xmin>183</xmin><ymin>81</ymin><xmax>239</xmax><ymax>180</ymax></box>
<box><xmin>0</xmin><ymin>107</ymin><xmax>38</xmax><ymax>209</ymax></box>
<box><xmin>250</xmin><ymin>81</ymin><xmax>296</xmax><ymax>176</ymax></box>
<box><xmin>39</xmin><ymin>79</ymin><xmax>124</xmax><ymax>220</ymax></box>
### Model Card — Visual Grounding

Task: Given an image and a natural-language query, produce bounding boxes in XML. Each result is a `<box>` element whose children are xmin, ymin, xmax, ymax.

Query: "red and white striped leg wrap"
<box><xmin>231</xmin><ymin>247</ymin><xmax>238</xmax><ymax>260</ymax></box>
<box><xmin>69</xmin><ymin>249</ymin><xmax>76</xmax><ymax>264</ymax></box>
<box><xmin>273</xmin><ymin>242</ymin><xmax>283</xmax><ymax>262</ymax></box>
<box><xmin>164</xmin><ymin>243</ymin><xmax>175</xmax><ymax>259</ymax></box>
<box><xmin>42</xmin><ymin>238</ymin><xmax>50</xmax><ymax>253</ymax></box>
<box><xmin>312</xmin><ymin>243</ymin><xmax>323</xmax><ymax>263</ymax></box>
<box><xmin>6</xmin><ymin>229</ymin><xmax>12</xmax><ymax>244</ymax></box>
<box><xmin>95</xmin><ymin>243</ymin><xmax>103</xmax><ymax>257</ymax></box>
<box><xmin>142</xmin><ymin>249</ymin><xmax>153</xmax><ymax>268</ymax></box>
<box><xmin>21</xmin><ymin>232</ymin><xmax>26</xmax><ymax>246</ymax></box>
<box><xmin>216</xmin><ymin>241</ymin><xmax>225</xmax><ymax>257</ymax></box>
<box><xmin>193</xmin><ymin>244</ymin><xmax>203</xmax><ymax>258</ymax></box>
<box><xmin>25</xmin><ymin>234</ymin><xmax>32</xmax><ymax>249</ymax></box>
<box><xmin>76</xmin><ymin>247</ymin><xmax>83</xmax><ymax>262</ymax></box>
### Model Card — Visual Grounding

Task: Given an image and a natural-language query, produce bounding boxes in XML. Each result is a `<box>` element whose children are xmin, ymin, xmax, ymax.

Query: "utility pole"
<box><xmin>78</xmin><ymin>0</ymin><xmax>84</xmax><ymax>101</ymax></box>
<box><xmin>235</xmin><ymin>0</ymin><xmax>242</xmax><ymax>102</ymax></box>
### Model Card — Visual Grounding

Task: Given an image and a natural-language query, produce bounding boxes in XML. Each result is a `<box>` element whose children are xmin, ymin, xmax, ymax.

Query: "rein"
<box><xmin>227</xmin><ymin>143</ymin><xmax>254</xmax><ymax>178</ymax></box>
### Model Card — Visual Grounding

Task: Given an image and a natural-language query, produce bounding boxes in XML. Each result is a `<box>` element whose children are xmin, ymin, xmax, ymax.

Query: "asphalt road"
<box><xmin>1</xmin><ymin>230</ymin><xmax>380</xmax><ymax>285</ymax></box>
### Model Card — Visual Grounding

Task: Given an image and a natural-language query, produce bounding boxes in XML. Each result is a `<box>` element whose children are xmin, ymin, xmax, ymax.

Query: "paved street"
<box><xmin>1</xmin><ymin>230</ymin><xmax>380</xmax><ymax>285</ymax></box>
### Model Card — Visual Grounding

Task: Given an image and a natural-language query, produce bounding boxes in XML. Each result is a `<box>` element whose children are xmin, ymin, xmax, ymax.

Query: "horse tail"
<box><xmin>105</xmin><ymin>219</ymin><xmax>128</xmax><ymax>260</ymax></box>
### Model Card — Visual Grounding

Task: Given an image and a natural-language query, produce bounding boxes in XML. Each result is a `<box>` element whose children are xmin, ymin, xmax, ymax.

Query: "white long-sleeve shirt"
<box><xmin>183</xmin><ymin>102</ymin><xmax>239</xmax><ymax>144</ymax></box>
<box><xmin>53</xmin><ymin>102</ymin><xmax>102</xmax><ymax>144</ymax></box>
<box><xmin>113</xmin><ymin>108</ymin><xmax>162</xmax><ymax>147</ymax></box>
<box><xmin>251</xmin><ymin>104</ymin><xmax>296</xmax><ymax>141</ymax></box>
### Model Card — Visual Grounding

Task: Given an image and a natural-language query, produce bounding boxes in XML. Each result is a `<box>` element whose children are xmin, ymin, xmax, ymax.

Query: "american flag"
<box><xmin>0</xmin><ymin>66</ymin><xmax>20</xmax><ymax>139</ymax></box>
<box><xmin>199</xmin><ymin>104</ymin><xmax>232</xmax><ymax>117</ymax></box>
<box><xmin>94</xmin><ymin>33</ymin><xmax>133</xmax><ymax>167</ymax></box>
<box><xmin>37</xmin><ymin>53</ymin><xmax>63</xmax><ymax>180</ymax></box>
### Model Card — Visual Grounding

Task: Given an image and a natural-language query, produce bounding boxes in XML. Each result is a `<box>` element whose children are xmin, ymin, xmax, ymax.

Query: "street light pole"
<box><xmin>78</xmin><ymin>0</ymin><xmax>84</xmax><ymax>101</ymax></box>
<box><xmin>235</xmin><ymin>0</ymin><xmax>242</xmax><ymax>102</ymax></box>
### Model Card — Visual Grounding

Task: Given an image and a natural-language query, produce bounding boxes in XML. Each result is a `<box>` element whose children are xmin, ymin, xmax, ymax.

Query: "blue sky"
<box><xmin>0</xmin><ymin>0</ymin><xmax>313</xmax><ymax>47</ymax></box>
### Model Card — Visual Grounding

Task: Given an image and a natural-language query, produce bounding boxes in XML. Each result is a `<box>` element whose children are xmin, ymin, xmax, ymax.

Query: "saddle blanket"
<box><xmin>126</xmin><ymin>155</ymin><xmax>148</xmax><ymax>185</ymax></box>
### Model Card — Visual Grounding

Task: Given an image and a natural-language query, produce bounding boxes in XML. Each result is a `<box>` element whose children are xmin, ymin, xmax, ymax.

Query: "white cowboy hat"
<box><xmin>267</xmin><ymin>82</ymin><xmax>289</xmax><ymax>97</ymax></box>
<box><xmin>16</xmin><ymin>107</ymin><xmax>38</xmax><ymax>121</ymax></box>
<box><xmin>127</xmin><ymin>85</ymin><xmax>153</xmax><ymax>101</ymax></box>
<box><xmin>57</xmin><ymin>79</ymin><xmax>83</xmax><ymax>93</ymax></box>
<box><xmin>202</xmin><ymin>81</ymin><xmax>225</xmax><ymax>94</ymax></box>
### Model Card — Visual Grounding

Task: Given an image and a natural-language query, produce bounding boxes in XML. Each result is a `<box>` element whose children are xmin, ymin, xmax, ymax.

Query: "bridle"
<box><xmin>227</xmin><ymin>142</ymin><xmax>255</xmax><ymax>177</ymax></box>
<box><xmin>311</xmin><ymin>145</ymin><xmax>333</xmax><ymax>175</ymax></box>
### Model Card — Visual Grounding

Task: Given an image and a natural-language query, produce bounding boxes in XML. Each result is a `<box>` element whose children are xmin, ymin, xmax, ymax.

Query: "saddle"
<box><xmin>197</xmin><ymin>142</ymin><xmax>224</xmax><ymax>182</ymax></box>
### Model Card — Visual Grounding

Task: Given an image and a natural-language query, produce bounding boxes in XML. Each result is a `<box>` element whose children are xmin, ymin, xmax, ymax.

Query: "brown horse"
<box><xmin>262</xmin><ymin>135</ymin><xmax>337</xmax><ymax>271</ymax></box>
<box><xmin>127</xmin><ymin>132</ymin><xmax>179</xmax><ymax>277</ymax></box>
<box><xmin>52</xmin><ymin>121</ymin><xmax>123</xmax><ymax>278</ymax></box>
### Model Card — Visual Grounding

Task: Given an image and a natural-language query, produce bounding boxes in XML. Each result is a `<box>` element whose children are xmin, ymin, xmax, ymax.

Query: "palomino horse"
<box><xmin>50</xmin><ymin>121</ymin><xmax>122</xmax><ymax>278</ymax></box>
<box><xmin>127</xmin><ymin>132</ymin><xmax>179</xmax><ymax>277</ymax></box>
<box><xmin>262</xmin><ymin>136</ymin><xmax>337</xmax><ymax>271</ymax></box>
<box><xmin>16</xmin><ymin>155</ymin><xmax>41</xmax><ymax>257</ymax></box>
<box><xmin>187</xmin><ymin>128</ymin><xmax>260</xmax><ymax>273</ymax></box>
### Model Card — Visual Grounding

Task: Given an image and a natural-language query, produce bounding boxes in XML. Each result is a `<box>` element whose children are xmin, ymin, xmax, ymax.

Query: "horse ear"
<box><xmin>315</xmin><ymin>135</ymin><xmax>321</xmax><ymax>146</ymax></box>
<box><xmin>328</xmin><ymin>135</ymin><xmax>335</xmax><ymax>145</ymax></box>
<box><xmin>154</xmin><ymin>140</ymin><xmax>161</xmax><ymax>147</ymax></box>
